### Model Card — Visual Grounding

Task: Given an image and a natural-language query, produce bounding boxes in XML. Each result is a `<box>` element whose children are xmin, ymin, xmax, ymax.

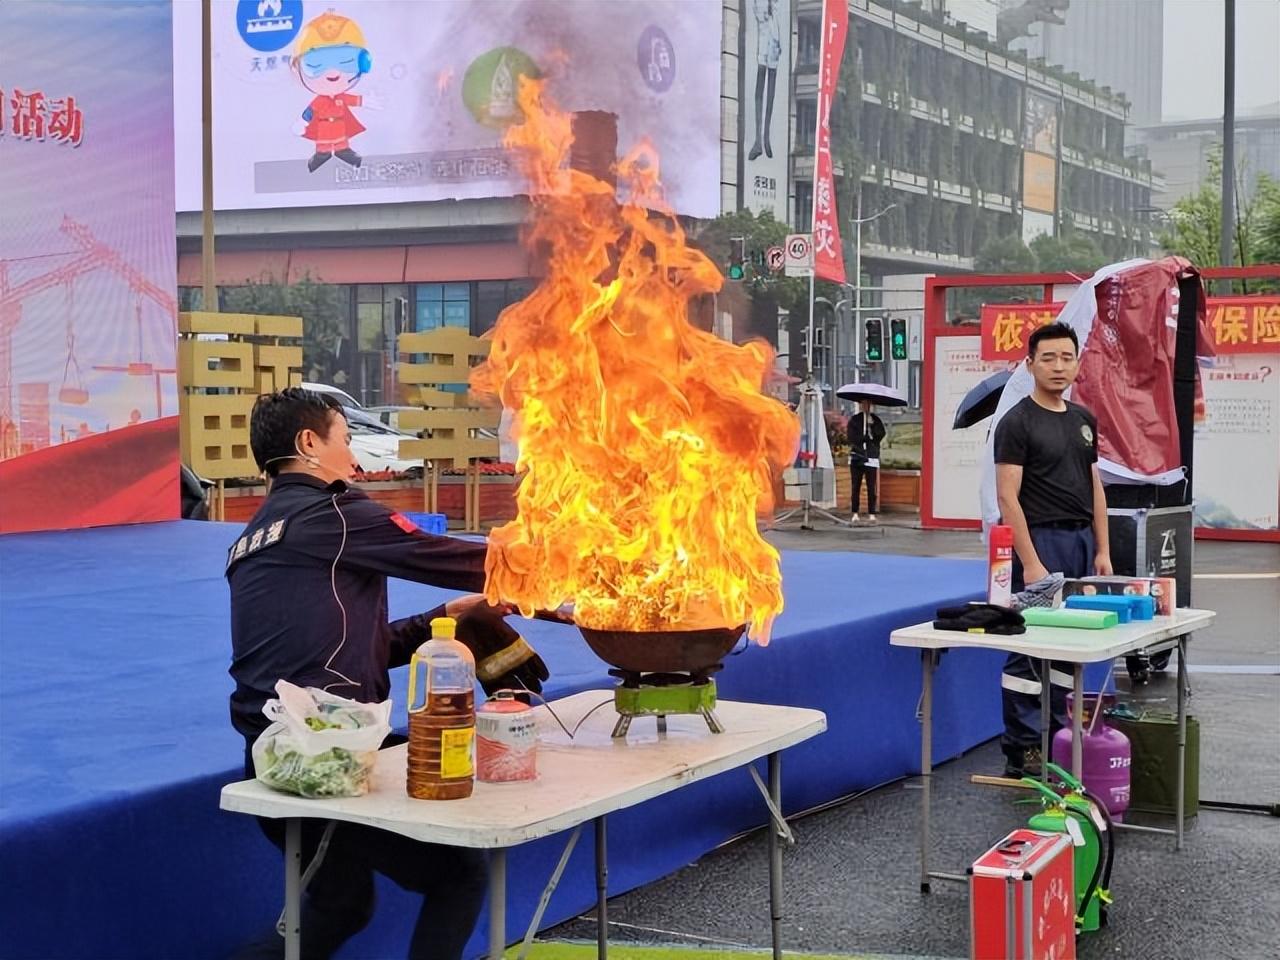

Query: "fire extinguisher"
<box><xmin>1019</xmin><ymin>763</ymin><xmax>1115</xmax><ymax>933</ymax></box>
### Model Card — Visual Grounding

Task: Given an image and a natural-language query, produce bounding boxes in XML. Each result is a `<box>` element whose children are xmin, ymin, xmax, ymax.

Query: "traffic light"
<box><xmin>890</xmin><ymin>317</ymin><xmax>908</xmax><ymax>360</ymax></box>
<box><xmin>864</xmin><ymin>317</ymin><xmax>885</xmax><ymax>363</ymax></box>
<box><xmin>728</xmin><ymin>236</ymin><xmax>745</xmax><ymax>280</ymax></box>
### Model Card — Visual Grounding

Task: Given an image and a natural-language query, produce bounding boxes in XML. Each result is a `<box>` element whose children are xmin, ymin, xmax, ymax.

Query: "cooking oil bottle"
<box><xmin>407</xmin><ymin>617</ymin><xmax>475</xmax><ymax>800</ymax></box>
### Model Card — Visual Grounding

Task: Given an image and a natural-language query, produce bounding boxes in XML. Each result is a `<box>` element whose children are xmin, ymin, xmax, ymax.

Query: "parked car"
<box><xmin>180</xmin><ymin>464</ymin><xmax>211</xmax><ymax>520</ymax></box>
<box><xmin>365</xmin><ymin>405</ymin><xmax>421</xmax><ymax>433</ymax></box>
<box><xmin>342</xmin><ymin>406</ymin><xmax>423</xmax><ymax>477</ymax></box>
<box><xmin>301</xmin><ymin>381</ymin><xmax>362</xmax><ymax>409</ymax></box>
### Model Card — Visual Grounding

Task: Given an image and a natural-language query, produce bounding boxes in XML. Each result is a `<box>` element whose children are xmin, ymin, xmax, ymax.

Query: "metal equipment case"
<box><xmin>970</xmin><ymin>829</ymin><xmax>1076</xmax><ymax>960</ymax></box>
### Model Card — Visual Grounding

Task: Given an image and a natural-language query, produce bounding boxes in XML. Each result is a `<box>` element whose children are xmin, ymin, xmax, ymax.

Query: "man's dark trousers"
<box><xmin>850</xmin><ymin>461</ymin><xmax>878</xmax><ymax>513</ymax></box>
<box><xmin>233</xmin><ymin>744</ymin><xmax>487</xmax><ymax>960</ymax></box>
<box><xmin>1002</xmin><ymin>523</ymin><xmax>1096</xmax><ymax>768</ymax></box>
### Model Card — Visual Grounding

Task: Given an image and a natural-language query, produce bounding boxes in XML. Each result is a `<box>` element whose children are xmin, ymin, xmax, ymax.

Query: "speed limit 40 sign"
<box><xmin>784</xmin><ymin>233</ymin><xmax>813</xmax><ymax>277</ymax></box>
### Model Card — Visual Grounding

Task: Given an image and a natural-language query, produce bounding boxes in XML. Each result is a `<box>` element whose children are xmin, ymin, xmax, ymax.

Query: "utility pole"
<box><xmin>1220</xmin><ymin>0</ymin><xmax>1236</xmax><ymax>274</ymax></box>
<box><xmin>201</xmin><ymin>0</ymin><xmax>217</xmax><ymax>313</ymax></box>
<box><xmin>851</xmin><ymin>191</ymin><xmax>897</xmax><ymax>384</ymax></box>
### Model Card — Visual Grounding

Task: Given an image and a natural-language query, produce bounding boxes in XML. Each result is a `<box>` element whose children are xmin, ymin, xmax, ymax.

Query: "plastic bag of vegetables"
<box><xmin>252</xmin><ymin>680</ymin><xmax>391</xmax><ymax>798</ymax></box>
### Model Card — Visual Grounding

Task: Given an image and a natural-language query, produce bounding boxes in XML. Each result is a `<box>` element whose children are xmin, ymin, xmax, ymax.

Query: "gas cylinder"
<box><xmin>476</xmin><ymin>691</ymin><xmax>538</xmax><ymax>783</ymax></box>
<box><xmin>1051</xmin><ymin>693</ymin><xmax>1131</xmax><ymax>821</ymax></box>
<box><xmin>1023</xmin><ymin>773</ymin><xmax>1109</xmax><ymax>933</ymax></box>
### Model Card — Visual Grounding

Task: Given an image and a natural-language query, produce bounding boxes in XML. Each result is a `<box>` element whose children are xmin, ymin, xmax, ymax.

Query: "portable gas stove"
<box><xmin>607</xmin><ymin>667</ymin><xmax>723</xmax><ymax>737</ymax></box>
<box><xmin>577</xmin><ymin>624</ymin><xmax>745</xmax><ymax>738</ymax></box>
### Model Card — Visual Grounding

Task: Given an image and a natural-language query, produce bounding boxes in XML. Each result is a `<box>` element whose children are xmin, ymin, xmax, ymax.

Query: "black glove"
<box><xmin>450</xmin><ymin>597</ymin><xmax>550</xmax><ymax>696</ymax></box>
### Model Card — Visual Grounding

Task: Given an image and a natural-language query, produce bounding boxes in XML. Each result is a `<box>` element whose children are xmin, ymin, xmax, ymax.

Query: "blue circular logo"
<box><xmin>637</xmin><ymin>25</ymin><xmax>675</xmax><ymax>93</ymax></box>
<box><xmin>236</xmin><ymin>0</ymin><xmax>304</xmax><ymax>53</ymax></box>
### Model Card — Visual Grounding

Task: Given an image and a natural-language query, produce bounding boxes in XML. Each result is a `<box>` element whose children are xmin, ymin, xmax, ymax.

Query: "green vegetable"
<box><xmin>257</xmin><ymin>741</ymin><xmax>374</xmax><ymax>798</ymax></box>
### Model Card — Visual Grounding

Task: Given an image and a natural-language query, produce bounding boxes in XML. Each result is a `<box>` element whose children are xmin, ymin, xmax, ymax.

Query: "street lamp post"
<box><xmin>814</xmin><ymin>296</ymin><xmax>852</xmax><ymax>406</ymax></box>
<box><xmin>851</xmin><ymin>192</ymin><xmax>897</xmax><ymax>384</ymax></box>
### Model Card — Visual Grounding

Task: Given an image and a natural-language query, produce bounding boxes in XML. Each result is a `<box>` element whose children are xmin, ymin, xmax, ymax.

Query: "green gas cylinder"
<box><xmin>1022</xmin><ymin>771</ymin><xmax>1107</xmax><ymax>932</ymax></box>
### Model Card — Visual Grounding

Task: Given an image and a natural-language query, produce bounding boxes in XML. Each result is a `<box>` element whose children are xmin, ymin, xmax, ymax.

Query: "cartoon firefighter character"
<box><xmin>291</xmin><ymin>11</ymin><xmax>379</xmax><ymax>172</ymax></box>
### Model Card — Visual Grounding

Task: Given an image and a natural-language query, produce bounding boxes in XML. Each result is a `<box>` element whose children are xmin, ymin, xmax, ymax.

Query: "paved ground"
<box><xmin>542</xmin><ymin>522</ymin><xmax>1280</xmax><ymax>959</ymax></box>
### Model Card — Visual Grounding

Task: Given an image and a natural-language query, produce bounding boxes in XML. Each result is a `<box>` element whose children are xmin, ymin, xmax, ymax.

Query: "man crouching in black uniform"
<box><xmin>227</xmin><ymin>387</ymin><xmax>549</xmax><ymax>960</ymax></box>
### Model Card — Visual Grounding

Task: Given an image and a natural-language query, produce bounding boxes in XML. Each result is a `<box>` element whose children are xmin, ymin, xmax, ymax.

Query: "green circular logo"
<box><xmin>462</xmin><ymin>47</ymin><xmax>541</xmax><ymax>129</ymax></box>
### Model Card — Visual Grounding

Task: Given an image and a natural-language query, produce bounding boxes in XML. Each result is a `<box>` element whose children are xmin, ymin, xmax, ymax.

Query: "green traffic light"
<box><xmin>728</xmin><ymin>264</ymin><xmax>744</xmax><ymax>280</ymax></box>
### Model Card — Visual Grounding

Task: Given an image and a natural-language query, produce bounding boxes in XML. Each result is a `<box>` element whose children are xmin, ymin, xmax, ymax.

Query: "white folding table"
<box><xmin>890</xmin><ymin>608</ymin><xmax>1215</xmax><ymax>891</ymax></box>
<box><xmin>221</xmin><ymin>692</ymin><xmax>827</xmax><ymax>960</ymax></box>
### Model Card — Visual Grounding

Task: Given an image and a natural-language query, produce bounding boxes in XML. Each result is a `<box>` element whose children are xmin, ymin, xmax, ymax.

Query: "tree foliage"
<box><xmin>215</xmin><ymin>275</ymin><xmax>349</xmax><ymax>382</ymax></box>
<box><xmin>690</xmin><ymin>209</ymin><xmax>816</xmax><ymax>315</ymax></box>
<box><xmin>1029</xmin><ymin>232</ymin><xmax>1107</xmax><ymax>275</ymax></box>
<box><xmin>974</xmin><ymin>233</ymin><xmax>1036</xmax><ymax>275</ymax></box>
<box><xmin>1159</xmin><ymin>148</ymin><xmax>1280</xmax><ymax>290</ymax></box>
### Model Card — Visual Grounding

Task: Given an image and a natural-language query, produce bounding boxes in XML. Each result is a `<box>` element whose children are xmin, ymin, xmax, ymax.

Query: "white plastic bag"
<box><xmin>252</xmin><ymin>680</ymin><xmax>391</xmax><ymax>798</ymax></box>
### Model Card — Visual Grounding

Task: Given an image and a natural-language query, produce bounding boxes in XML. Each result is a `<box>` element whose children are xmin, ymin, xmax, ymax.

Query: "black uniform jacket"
<box><xmin>225</xmin><ymin>472</ymin><xmax>487</xmax><ymax>745</ymax></box>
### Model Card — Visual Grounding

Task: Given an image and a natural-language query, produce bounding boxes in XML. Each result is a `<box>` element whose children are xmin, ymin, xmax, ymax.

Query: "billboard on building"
<box><xmin>1023</xmin><ymin>89</ymin><xmax>1059</xmax><ymax>156</ymax></box>
<box><xmin>1022</xmin><ymin>151</ymin><xmax>1057</xmax><ymax>214</ymax></box>
<box><xmin>741</xmin><ymin>0</ymin><xmax>791</xmax><ymax>219</ymax></box>
<box><xmin>0</xmin><ymin>0</ymin><xmax>179</xmax><ymax>533</ymax></box>
<box><xmin>173</xmin><ymin>0</ymin><xmax>722</xmax><ymax>217</ymax></box>
<box><xmin>1022</xmin><ymin>208</ymin><xmax>1055</xmax><ymax>245</ymax></box>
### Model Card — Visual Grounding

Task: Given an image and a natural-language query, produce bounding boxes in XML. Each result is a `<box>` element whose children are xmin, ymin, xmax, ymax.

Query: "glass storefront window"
<box><xmin>474</xmin><ymin>279</ymin><xmax>535</xmax><ymax>334</ymax></box>
<box><xmin>415</xmin><ymin>282</ymin><xmax>471</xmax><ymax>331</ymax></box>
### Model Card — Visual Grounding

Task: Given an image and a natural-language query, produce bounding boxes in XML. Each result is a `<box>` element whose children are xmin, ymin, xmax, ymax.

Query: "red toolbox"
<box><xmin>970</xmin><ymin>829</ymin><xmax>1076</xmax><ymax>960</ymax></box>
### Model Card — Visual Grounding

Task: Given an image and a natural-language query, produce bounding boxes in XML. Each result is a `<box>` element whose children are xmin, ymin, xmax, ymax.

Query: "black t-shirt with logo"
<box><xmin>994</xmin><ymin>396</ymin><xmax>1098</xmax><ymax>526</ymax></box>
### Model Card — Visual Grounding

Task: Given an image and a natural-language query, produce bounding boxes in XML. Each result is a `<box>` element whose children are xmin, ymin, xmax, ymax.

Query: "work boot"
<box><xmin>1002</xmin><ymin>746</ymin><xmax>1043</xmax><ymax>779</ymax></box>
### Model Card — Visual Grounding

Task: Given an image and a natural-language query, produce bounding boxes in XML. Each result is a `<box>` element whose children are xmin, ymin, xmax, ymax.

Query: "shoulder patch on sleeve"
<box><xmin>389</xmin><ymin>512</ymin><xmax>419</xmax><ymax>534</ymax></box>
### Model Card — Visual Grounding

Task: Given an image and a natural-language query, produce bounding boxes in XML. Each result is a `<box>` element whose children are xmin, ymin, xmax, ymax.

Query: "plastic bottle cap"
<box><xmin>430</xmin><ymin>616</ymin><xmax>457</xmax><ymax>639</ymax></box>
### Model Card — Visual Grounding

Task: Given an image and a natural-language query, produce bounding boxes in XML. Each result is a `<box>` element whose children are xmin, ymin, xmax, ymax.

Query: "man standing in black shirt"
<box><xmin>994</xmin><ymin>322</ymin><xmax>1111</xmax><ymax>777</ymax></box>
<box><xmin>848</xmin><ymin>401</ymin><xmax>886</xmax><ymax>522</ymax></box>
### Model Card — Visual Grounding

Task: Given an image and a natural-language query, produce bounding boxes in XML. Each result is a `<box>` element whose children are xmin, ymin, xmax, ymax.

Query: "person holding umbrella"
<box><xmin>847</xmin><ymin>401</ymin><xmax>886</xmax><ymax>522</ymax></box>
<box><xmin>836</xmin><ymin>383</ymin><xmax>906</xmax><ymax>523</ymax></box>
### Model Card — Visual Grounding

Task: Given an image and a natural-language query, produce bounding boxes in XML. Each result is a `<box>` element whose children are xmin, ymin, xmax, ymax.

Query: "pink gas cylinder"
<box><xmin>1052</xmin><ymin>693</ymin><xmax>1130</xmax><ymax>820</ymax></box>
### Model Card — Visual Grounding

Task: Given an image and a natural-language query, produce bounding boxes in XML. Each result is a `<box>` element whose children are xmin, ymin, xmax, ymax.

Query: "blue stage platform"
<box><xmin>1</xmin><ymin>521</ymin><xmax>1001</xmax><ymax>959</ymax></box>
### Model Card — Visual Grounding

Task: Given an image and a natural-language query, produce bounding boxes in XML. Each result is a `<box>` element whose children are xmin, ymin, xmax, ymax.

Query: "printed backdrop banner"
<box><xmin>981</xmin><ymin>295</ymin><xmax>1280</xmax><ymax>361</ymax></box>
<box><xmin>173</xmin><ymin>0</ymin><xmax>723</xmax><ymax>216</ymax></box>
<box><xmin>0</xmin><ymin>0</ymin><xmax>178</xmax><ymax>533</ymax></box>
<box><xmin>1195</xmin><ymin>354</ymin><xmax>1280</xmax><ymax>532</ymax></box>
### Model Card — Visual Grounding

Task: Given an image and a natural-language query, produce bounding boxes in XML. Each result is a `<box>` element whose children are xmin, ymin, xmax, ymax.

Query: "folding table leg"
<box><xmin>920</xmin><ymin>649</ymin><xmax>934</xmax><ymax>893</ymax></box>
<box><xmin>1176</xmin><ymin>635</ymin><xmax>1188</xmax><ymax>850</ymax></box>
<box><xmin>284</xmin><ymin>818</ymin><xmax>301</xmax><ymax>960</ymax></box>
<box><xmin>517</xmin><ymin>827</ymin><xmax>582</xmax><ymax>960</ymax></box>
<box><xmin>1072</xmin><ymin>665</ymin><xmax>1084</xmax><ymax>780</ymax></box>
<box><xmin>768</xmin><ymin>751</ymin><xmax>783</xmax><ymax>960</ymax></box>
<box><xmin>1040</xmin><ymin>659</ymin><xmax>1052</xmax><ymax>783</ymax></box>
<box><xmin>596</xmin><ymin>816</ymin><xmax>608</xmax><ymax>959</ymax></box>
<box><xmin>488</xmin><ymin>848</ymin><xmax>506</xmax><ymax>960</ymax></box>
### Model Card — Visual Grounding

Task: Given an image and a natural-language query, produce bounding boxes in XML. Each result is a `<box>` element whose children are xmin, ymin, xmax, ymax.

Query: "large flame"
<box><xmin>474</xmin><ymin>82</ymin><xmax>799</xmax><ymax>642</ymax></box>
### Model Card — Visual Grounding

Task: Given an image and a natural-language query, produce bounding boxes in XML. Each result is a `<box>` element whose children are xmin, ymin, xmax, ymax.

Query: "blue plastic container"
<box><xmin>400</xmin><ymin>512</ymin><xmax>448</xmax><ymax>535</ymax></box>
<box><xmin>1064</xmin><ymin>593</ymin><xmax>1154</xmax><ymax>622</ymax></box>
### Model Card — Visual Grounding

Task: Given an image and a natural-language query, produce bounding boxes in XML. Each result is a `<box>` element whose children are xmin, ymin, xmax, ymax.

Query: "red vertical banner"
<box><xmin>811</xmin><ymin>0</ymin><xmax>848</xmax><ymax>284</ymax></box>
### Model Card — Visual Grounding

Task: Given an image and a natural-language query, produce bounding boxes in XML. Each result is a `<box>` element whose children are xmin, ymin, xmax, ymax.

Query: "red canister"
<box><xmin>476</xmin><ymin>691</ymin><xmax>538</xmax><ymax>783</ymax></box>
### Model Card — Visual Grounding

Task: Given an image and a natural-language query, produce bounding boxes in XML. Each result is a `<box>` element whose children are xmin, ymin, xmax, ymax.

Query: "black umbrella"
<box><xmin>835</xmin><ymin>382</ymin><xmax>908</xmax><ymax>407</ymax></box>
<box><xmin>953</xmin><ymin>369</ymin><xmax>1013</xmax><ymax>429</ymax></box>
